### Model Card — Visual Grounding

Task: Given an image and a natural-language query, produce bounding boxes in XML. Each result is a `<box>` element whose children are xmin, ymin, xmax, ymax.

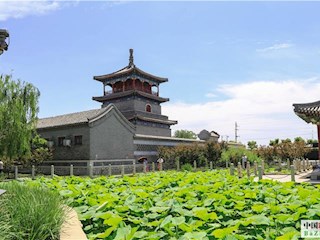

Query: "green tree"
<box><xmin>174</xmin><ymin>129</ymin><xmax>197</xmax><ymax>139</ymax></box>
<box><xmin>307</xmin><ymin>139</ymin><xmax>318</xmax><ymax>145</ymax></box>
<box><xmin>20</xmin><ymin>135</ymin><xmax>53</xmax><ymax>166</ymax></box>
<box><xmin>247</xmin><ymin>141</ymin><xmax>258</xmax><ymax>150</ymax></box>
<box><xmin>269</xmin><ymin>138</ymin><xmax>280</xmax><ymax>146</ymax></box>
<box><xmin>294</xmin><ymin>137</ymin><xmax>305</xmax><ymax>143</ymax></box>
<box><xmin>0</xmin><ymin>75</ymin><xmax>40</xmax><ymax>164</ymax></box>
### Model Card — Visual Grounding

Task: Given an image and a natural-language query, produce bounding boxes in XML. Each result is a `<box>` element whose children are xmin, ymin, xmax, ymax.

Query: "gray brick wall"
<box><xmin>37</xmin><ymin>125</ymin><xmax>90</xmax><ymax>160</ymax></box>
<box><xmin>135</xmin><ymin>124</ymin><xmax>171</xmax><ymax>137</ymax></box>
<box><xmin>89</xmin><ymin>108</ymin><xmax>135</xmax><ymax>160</ymax></box>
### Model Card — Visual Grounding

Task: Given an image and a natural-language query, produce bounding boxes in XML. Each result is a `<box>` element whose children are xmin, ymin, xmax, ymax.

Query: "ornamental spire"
<box><xmin>129</xmin><ymin>48</ymin><xmax>134</xmax><ymax>67</ymax></box>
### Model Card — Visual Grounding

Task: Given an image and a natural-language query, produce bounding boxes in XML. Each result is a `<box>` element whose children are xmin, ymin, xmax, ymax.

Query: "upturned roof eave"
<box><xmin>293</xmin><ymin>100</ymin><xmax>320</xmax><ymax>124</ymax></box>
<box><xmin>93</xmin><ymin>65</ymin><xmax>168</xmax><ymax>83</ymax></box>
<box><xmin>129</xmin><ymin>115</ymin><xmax>177</xmax><ymax>125</ymax></box>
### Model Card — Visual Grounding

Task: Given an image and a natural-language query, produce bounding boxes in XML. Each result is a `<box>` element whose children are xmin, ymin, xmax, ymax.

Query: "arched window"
<box><xmin>146</xmin><ymin>104</ymin><xmax>152</xmax><ymax>112</ymax></box>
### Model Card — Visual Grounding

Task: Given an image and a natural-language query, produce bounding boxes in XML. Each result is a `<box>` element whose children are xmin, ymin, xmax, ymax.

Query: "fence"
<box><xmin>6</xmin><ymin>158</ymin><xmax>319</xmax><ymax>182</ymax></box>
<box><xmin>8</xmin><ymin>159</ymin><xmax>219</xmax><ymax>179</ymax></box>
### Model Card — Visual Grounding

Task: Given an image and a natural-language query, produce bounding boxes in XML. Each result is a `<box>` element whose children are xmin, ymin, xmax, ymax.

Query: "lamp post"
<box><xmin>0</xmin><ymin>29</ymin><xmax>9</xmax><ymax>55</ymax></box>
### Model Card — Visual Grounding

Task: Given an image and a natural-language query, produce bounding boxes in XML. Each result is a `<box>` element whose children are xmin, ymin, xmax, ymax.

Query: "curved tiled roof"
<box><xmin>293</xmin><ymin>100</ymin><xmax>320</xmax><ymax>124</ymax></box>
<box><xmin>93</xmin><ymin>49</ymin><xmax>168</xmax><ymax>83</ymax></box>
<box><xmin>37</xmin><ymin>108</ymin><xmax>107</xmax><ymax>129</ymax></box>
<box><xmin>93</xmin><ymin>65</ymin><xmax>168</xmax><ymax>83</ymax></box>
<box><xmin>37</xmin><ymin>104</ymin><xmax>135</xmax><ymax>130</ymax></box>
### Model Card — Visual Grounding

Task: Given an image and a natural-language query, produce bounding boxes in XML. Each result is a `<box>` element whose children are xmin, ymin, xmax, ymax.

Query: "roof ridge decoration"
<box><xmin>129</xmin><ymin>48</ymin><xmax>134</xmax><ymax>67</ymax></box>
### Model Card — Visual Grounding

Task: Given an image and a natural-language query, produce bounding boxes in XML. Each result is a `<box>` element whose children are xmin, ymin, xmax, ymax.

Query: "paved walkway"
<box><xmin>60</xmin><ymin>207</ymin><xmax>87</xmax><ymax>240</ymax></box>
<box><xmin>255</xmin><ymin>170</ymin><xmax>320</xmax><ymax>183</ymax></box>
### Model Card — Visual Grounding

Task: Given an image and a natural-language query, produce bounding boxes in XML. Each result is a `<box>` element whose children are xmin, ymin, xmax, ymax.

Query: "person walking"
<box><xmin>143</xmin><ymin>158</ymin><xmax>148</xmax><ymax>172</ymax></box>
<box><xmin>157</xmin><ymin>157</ymin><xmax>164</xmax><ymax>171</ymax></box>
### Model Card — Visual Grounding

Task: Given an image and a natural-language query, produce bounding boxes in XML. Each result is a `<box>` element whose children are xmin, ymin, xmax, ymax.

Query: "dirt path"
<box><xmin>60</xmin><ymin>207</ymin><xmax>87</xmax><ymax>240</ymax></box>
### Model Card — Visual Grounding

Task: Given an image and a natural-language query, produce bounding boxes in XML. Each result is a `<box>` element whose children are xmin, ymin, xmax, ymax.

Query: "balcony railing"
<box><xmin>104</xmin><ymin>89</ymin><xmax>159</xmax><ymax>96</ymax></box>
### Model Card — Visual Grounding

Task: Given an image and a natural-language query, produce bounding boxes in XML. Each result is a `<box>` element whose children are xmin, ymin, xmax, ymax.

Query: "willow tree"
<box><xmin>0</xmin><ymin>75</ymin><xmax>40</xmax><ymax>164</ymax></box>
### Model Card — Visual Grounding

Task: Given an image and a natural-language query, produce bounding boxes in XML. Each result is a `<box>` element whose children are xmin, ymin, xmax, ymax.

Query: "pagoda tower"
<box><xmin>92</xmin><ymin>49</ymin><xmax>177</xmax><ymax>137</ymax></box>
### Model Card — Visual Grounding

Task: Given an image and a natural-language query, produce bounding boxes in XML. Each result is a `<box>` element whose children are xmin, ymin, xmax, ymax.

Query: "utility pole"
<box><xmin>235</xmin><ymin>122</ymin><xmax>240</xmax><ymax>143</ymax></box>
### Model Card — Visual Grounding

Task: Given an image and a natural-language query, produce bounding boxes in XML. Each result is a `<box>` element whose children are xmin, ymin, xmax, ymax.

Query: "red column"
<box><xmin>133</xmin><ymin>78</ymin><xmax>136</xmax><ymax>90</ymax></box>
<box><xmin>122</xmin><ymin>81</ymin><xmax>125</xmax><ymax>92</ymax></box>
<box><xmin>318</xmin><ymin>125</ymin><xmax>320</xmax><ymax>160</ymax></box>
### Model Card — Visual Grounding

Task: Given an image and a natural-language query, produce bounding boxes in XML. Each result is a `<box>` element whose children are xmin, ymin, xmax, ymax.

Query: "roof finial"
<box><xmin>129</xmin><ymin>48</ymin><xmax>134</xmax><ymax>66</ymax></box>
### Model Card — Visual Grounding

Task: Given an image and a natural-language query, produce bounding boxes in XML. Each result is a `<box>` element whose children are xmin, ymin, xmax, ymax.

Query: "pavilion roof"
<box><xmin>93</xmin><ymin>49</ymin><xmax>168</xmax><ymax>83</ymax></box>
<box><xmin>293</xmin><ymin>100</ymin><xmax>320</xmax><ymax>124</ymax></box>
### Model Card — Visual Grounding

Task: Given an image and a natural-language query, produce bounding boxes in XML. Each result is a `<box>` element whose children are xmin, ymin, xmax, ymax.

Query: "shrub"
<box><xmin>159</xmin><ymin>142</ymin><xmax>224</xmax><ymax>169</ymax></box>
<box><xmin>0</xmin><ymin>181</ymin><xmax>66</xmax><ymax>240</ymax></box>
<box><xmin>221</xmin><ymin>147</ymin><xmax>261</xmax><ymax>165</ymax></box>
<box><xmin>181</xmin><ymin>163</ymin><xmax>193</xmax><ymax>171</ymax></box>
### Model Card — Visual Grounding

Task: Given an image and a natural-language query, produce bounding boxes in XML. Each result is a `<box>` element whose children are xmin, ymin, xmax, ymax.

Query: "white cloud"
<box><xmin>163</xmin><ymin>78</ymin><xmax>320</xmax><ymax>145</ymax></box>
<box><xmin>257</xmin><ymin>43</ymin><xmax>294</xmax><ymax>53</ymax></box>
<box><xmin>0</xmin><ymin>1</ymin><xmax>63</xmax><ymax>21</ymax></box>
<box><xmin>205</xmin><ymin>92</ymin><xmax>217</xmax><ymax>98</ymax></box>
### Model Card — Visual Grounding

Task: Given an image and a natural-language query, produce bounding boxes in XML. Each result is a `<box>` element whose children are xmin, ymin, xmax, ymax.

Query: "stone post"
<box><xmin>297</xmin><ymin>159</ymin><xmax>301</xmax><ymax>172</ymax></box>
<box><xmin>31</xmin><ymin>165</ymin><xmax>35</xmax><ymax>180</ymax></box>
<box><xmin>291</xmin><ymin>165</ymin><xmax>295</xmax><ymax>182</ymax></box>
<box><xmin>193</xmin><ymin>160</ymin><xmax>197</xmax><ymax>171</ymax></box>
<box><xmin>152</xmin><ymin>162</ymin><xmax>155</xmax><ymax>172</ymax></box>
<box><xmin>278</xmin><ymin>158</ymin><xmax>282</xmax><ymax>170</ymax></box>
<box><xmin>210</xmin><ymin>161</ymin><xmax>213</xmax><ymax>170</ymax></box>
<box><xmin>133</xmin><ymin>162</ymin><xmax>136</xmax><ymax>176</ymax></box>
<box><xmin>70</xmin><ymin>164</ymin><xmax>73</xmax><ymax>177</ymax></box>
<box><xmin>258</xmin><ymin>166</ymin><xmax>262</xmax><ymax>180</ymax></box>
<box><xmin>261</xmin><ymin>160</ymin><xmax>265</xmax><ymax>175</ymax></box>
<box><xmin>51</xmin><ymin>165</ymin><xmax>54</xmax><ymax>178</ymax></box>
<box><xmin>108</xmin><ymin>164</ymin><xmax>111</xmax><ymax>176</ymax></box>
<box><xmin>230</xmin><ymin>163</ymin><xmax>235</xmax><ymax>176</ymax></box>
<box><xmin>237</xmin><ymin>162</ymin><xmax>242</xmax><ymax>178</ymax></box>
<box><xmin>121</xmin><ymin>165</ymin><xmax>124</xmax><ymax>177</ymax></box>
<box><xmin>287</xmin><ymin>159</ymin><xmax>290</xmax><ymax>169</ymax></box>
<box><xmin>246</xmin><ymin>161</ymin><xmax>250</xmax><ymax>178</ymax></box>
<box><xmin>176</xmin><ymin>159</ymin><xmax>180</xmax><ymax>171</ymax></box>
<box><xmin>254</xmin><ymin>161</ymin><xmax>258</xmax><ymax>176</ymax></box>
<box><xmin>89</xmin><ymin>163</ymin><xmax>93</xmax><ymax>178</ymax></box>
<box><xmin>14</xmin><ymin>166</ymin><xmax>18</xmax><ymax>180</ymax></box>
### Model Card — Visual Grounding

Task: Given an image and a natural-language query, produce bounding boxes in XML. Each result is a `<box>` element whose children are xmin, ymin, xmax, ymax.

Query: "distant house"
<box><xmin>198</xmin><ymin>129</ymin><xmax>220</xmax><ymax>142</ymax></box>
<box><xmin>37</xmin><ymin>49</ymin><xmax>203</xmax><ymax>163</ymax></box>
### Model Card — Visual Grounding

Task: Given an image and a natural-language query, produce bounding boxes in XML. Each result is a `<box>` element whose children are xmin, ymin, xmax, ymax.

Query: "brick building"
<box><xmin>37</xmin><ymin>50</ymin><xmax>203</xmax><ymax>163</ymax></box>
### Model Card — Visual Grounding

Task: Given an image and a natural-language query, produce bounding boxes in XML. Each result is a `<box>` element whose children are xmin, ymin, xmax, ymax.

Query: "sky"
<box><xmin>1</xmin><ymin>1</ymin><xmax>320</xmax><ymax>145</ymax></box>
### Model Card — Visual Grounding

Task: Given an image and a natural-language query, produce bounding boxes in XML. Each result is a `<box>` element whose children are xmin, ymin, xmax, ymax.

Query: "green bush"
<box><xmin>181</xmin><ymin>163</ymin><xmax>193</xmax><ymax>171</ymax></box>
<box><xmin>221</xmin><ymin>147</ymin><xmax>261</xmax><ymax>165</ymax></box>
<box><xmin>0</xmin><ymin>181</ymin><xmax>66</xmax><ymax>240</ymax></box>
<box><xmin>159</xmin><ymin>142</ymin><xmax>224</xmax><ymax>169</ymax></box>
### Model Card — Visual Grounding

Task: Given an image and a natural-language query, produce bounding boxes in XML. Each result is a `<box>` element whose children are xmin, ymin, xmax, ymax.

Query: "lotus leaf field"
<box><xmin>31</xmin><ymin>170</ymin><xmax>320</xmax><ymax>240</ymax></box>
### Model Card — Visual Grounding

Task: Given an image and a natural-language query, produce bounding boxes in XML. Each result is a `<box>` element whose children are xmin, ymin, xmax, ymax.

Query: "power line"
<box><xmin>235</xmin><ymin>122</ymin><xmax>240</xmax><ymax>143</ymax></box>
